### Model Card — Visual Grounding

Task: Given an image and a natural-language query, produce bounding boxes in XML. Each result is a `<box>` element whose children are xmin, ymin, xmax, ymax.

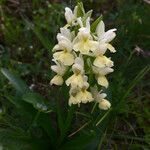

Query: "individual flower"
<box><xmin>66</xmin><ymin>55</ymin><xmax>85</xmax><ymax>88</ymax></box>
<box><xmin>93</xmin><ymin>55</ymin><xmax>114</xmax><ymax>68</ymax></box>
<box><xmin>69</xmin><ymin>79</ymin><xmax>94</xmax><ymax>106</ymax></box>
<box><xmin>96</xmin><ymin>20</ymin><xmax>116</xmax><ymax>53</ymax></box>
<box><xmin>93</xmin><ymin>66</ymin><xmax>114</xmax><ymax>88</ymax></box>
<box><xmin>65</xmin><ymin>6</ymin><xmax>78</xmax><ymax>25</ymax></box>
<box><xmin>98</xmin><ymin>99</ymin><xmax>111</xmax><ymax>110</ymax></box>
<box><xmin>73</xmin><ymin>17</ymin><xmax>98</xmax><ymax>55</ymax></box>
<box><xmin>75</xmin><ymin>81</ymin><xmax>93</xmax><ymax>103</ymax></box>
<box><xmin>50</xmin><ymin>60</ymin><xmax>67</xmax><ymax>85</ymax></box>
<box><xmin>53</xmin><ymin>28</ymin><xmax>74</xmax><ymax>66</ymax></box>
<box><xmin>91</xmin><ymin>85</ymin><xmax>111</xmax><ymax>110</ymax></box>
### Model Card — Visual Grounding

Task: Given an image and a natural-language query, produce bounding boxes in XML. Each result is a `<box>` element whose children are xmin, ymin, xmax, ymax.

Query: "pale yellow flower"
<box><xmin>73</xmin><ymin>38</ymin><xmax>98</xmax><ymax>55</ymax></box>
<box><xmin>75</xmin><ymin>89</ymin><xmax>93</xmax><ymax>104</ymax></box>
<box><xmin>93</xmin><ymin>55</ymin><xmax>114</xmax><ymax>68</ymax></box>
<box><xmin>66</xmin><ymin>74</ymin><xmax>85</xmax><ymax>88</ymax></box>
<box><xmin>53</xmin><ymin>51</ymin><xmax>74</xmax><ymax>66</ymax></box>
<box><xmin>50</xmin><ymin>60</ymin><xmax>67</xmax><ymax>86</ymax></box>
<box><xmin>98</xmin><ymin>99</ymin><xmax>111</xmax><ymax>110</ymax></box>
<box><xmin>73</xmin><ymin>18</ymin><xmax>98</xmax><ymax>55</ymax></box>
<box><xmin>93</xmin><ymin>66</ymin><xmax>114</xmax><ymax>88</ymax></box>
<box><xmin>53</xmin><ymin>28</ymin><xmax>74</xmax><ymax>66</ymax></box>
<box><xmin>50</xmin><ymin>75</ymin><xmax>63</xmax><ymax>86</ymax></box>
<box><xmin>69</xmin><ymin>95</ymin><xmax>79</xmax><ymax>106</ymax></box>
<box><xmin>66</xmin><ymin>55</ymin><xmax>85</xmax><ymax>88</ymax></box>
<box><xmin>69</xmin><ymin>81</ymin><xmax>94</xmax><ymax>105</ymax></box>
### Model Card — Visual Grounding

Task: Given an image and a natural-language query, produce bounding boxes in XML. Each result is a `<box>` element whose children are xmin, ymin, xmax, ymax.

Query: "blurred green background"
<box><xmin>0</xmin><ymin>0</ymin><xmax>150</xmax><ymax>149</ymax></box>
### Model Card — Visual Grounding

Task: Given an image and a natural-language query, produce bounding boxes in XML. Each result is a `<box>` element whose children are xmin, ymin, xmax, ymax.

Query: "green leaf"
<box><xmin>23</xmin><ymin>92</ymin><xmax>50</xmax><ymax>112</ymax></box>
<box><xmin>61</xmin><ymin>130</ymin><xmax>96</xmax><ymax>150</ymax></box>
<box><xmin>6</xmin><ymin>95</ymin><xmax>36</xmax><ymax>120</ymax></box>
<box><xmin>77</xmin><ymin>2</ymin><xmax>85</xmax><ymax>17</ymax></box>
<box><xmin>38</xmin><ymin>113</ymin><xmax>57</xmax><ymax>149</ymax></box>
<box><xmin>91</xmin><ymin>16</ymin><xmax>102</xmax><ymax>33</ymax></box>
<box><xmin>0</xmin><ymin>128</ymin><xmax>30</xmax><ymax>149</ymax></box>
<box><xmin>59</xmin><ymin>106</ymin><xmax>75</xmax><ymax>143</ymax></box>
<box><xmin>1</xmin><ymin>68</ymin><xmax>29</xmax><ymax>94</ymax></box>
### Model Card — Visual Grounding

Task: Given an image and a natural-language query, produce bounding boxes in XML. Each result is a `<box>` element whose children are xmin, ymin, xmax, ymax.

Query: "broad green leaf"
<box><xmin>91</xmin><ymin>16</ymin><xmax>102</xmax><ymax>33</ymax></box>
<box><xmin>6</xmin><ymin>95</ymin><xmax>36</xmax><ymax>120</ymax></box>
<box><xmin>1</xmin><ymin>68</ymin><xmax>29</xmax><ymax>94</ymax></box>
<box><xmin>23</xmin><ymin>92</ymin><xmax>50</xmax><ymax>112</ymax></box>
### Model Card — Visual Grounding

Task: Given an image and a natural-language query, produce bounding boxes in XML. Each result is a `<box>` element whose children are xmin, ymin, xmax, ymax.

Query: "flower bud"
<box><xmin>98</xmin><ymin>99</ymin><xmax>111</xmax><ymax>110</ymax></box>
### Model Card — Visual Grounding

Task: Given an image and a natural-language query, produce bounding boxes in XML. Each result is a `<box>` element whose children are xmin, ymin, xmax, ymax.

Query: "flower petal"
<box><xmin>50</xmin><ymin>75</ymin><xmax>63</xmax><ymax>86</ymax></box>
<box><xmin>53</xmin><ymin>51</ymin><xmax>74</xmax><ymax>66</ymax></box>
<box><xmin>65</xmin><ymin>7</ymin><xmax>74</xmax><ymax>24</ymax></box>
<box><xmin>93</xmin><ymin>56</ymin><xmax>114</xmax><ymax>68</ymax></box>
<box><xmin>98</xmin><ymin>99</ymin><xmax>111</xmax><ymax>110</ymax></box>
<box><xmin>96</xmin><ymin>21</ymin><xmax>105</xmax><ymax>38</ymax></box>
<box><xmin>76</xmin><ymin>90</ymin><xmax>94</xmax><ymax>104</ymax></box>
<box><xmin>97</xmin><ymin>75</ymin><xmax>109</xmax><ymax>88</ymax></box>
<box><xmin>107</xmin><ymin>43</ymin><xmax>116</xmax><ymax>53</ymax></box>
<box><xmin>66</xmin><ymin>74</ymin><xmax>84</xmax><ymax>88</ymax></box>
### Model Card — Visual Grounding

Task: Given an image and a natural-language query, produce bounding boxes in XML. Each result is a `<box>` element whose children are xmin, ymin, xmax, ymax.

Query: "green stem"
<box><xmin>91</xmin><ymin>102</ymin><xmax>97</xmax><ymax>114</ymax></box>
<box><xmin>96</xmin><ymin>108</ymin><xmax>112</xmax><ymax>126</ymax></box>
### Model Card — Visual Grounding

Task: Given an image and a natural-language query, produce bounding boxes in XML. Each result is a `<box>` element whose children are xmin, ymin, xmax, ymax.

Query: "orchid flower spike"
<box><xmin>50</xmin><ymin>3</ymin><xmax>116</xmax><ymax>110</ymax></box>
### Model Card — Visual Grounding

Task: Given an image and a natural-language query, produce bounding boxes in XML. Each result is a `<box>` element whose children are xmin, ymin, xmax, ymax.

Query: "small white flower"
<box><xmin>65</xmin><ymin>6</ymin><xmax>78</xmax><ymax>25</ymax></box>
<box><xmin>93</xmin><ymin>21</ymin><xmax>116</xmax><ymax>54</ymax></box>
<box><xmin>50</xmin><ymin>60</ymin><xmax>67</xmax><ymax>86</ymax></box>
<box><xmin>93</xmin><ymin>66</ymin><xmax>114</xmax><ymax>88</ymax></box>
<box><xmin>91</xmin><ymin>86</ymin><xmax>111</xmax><ymax>110</ymax></box>
<box><xmin>96</xmin><ymin>21</ymin><xmax>117</xmax><ymax>43</ymax></box>
<box><xmin>53</xmin><ymin>28</ymin><xmax>75</xmax><ymax>66</ymax></box>
<box><xmin>72</xmin><ymin>55</ymin><xmax>84</xmax><ymax>74</ymax></box>
<box><xmin>51</xmin><ymin>60</ymin><xmax>67</xmax><ymax>76</ymax></box>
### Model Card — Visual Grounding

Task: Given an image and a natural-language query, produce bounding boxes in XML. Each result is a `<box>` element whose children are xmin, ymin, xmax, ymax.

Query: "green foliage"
<box><xmin>0</xmin><ymin>0</ymin><xmax>150</xmax><ymax>149</ymax></box>
<box><xmin>1</xmin><ymin>68</ymin><xmax>29</xmax><ymax>94</ymax></box>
